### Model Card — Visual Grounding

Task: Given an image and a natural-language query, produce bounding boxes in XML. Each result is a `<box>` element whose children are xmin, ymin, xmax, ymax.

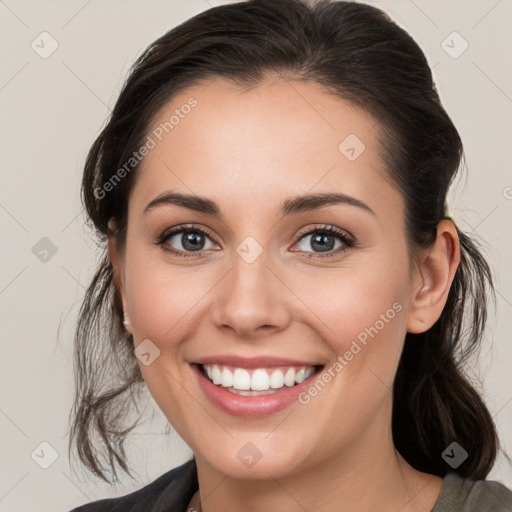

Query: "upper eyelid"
<box><xmin>162</xmin><ymin>224</ymin><xmax>217</xmax><ymax>243</ymax></box>
<box><xmin>295</xmin><ymin>224</ymin><xmax>354</xmax><ymax>242</ymax></box>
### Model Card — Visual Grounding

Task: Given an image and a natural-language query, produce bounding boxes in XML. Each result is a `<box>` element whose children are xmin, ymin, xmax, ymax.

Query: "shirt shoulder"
<box><xmin>432</xmin><ymin>472</ymin><xmax>512</xmax><ymax>512</ymax></box>
<box><xmin>68</xmin><ymin>459</ymin><xmax>198</xmax><ymax>512</ymax></box>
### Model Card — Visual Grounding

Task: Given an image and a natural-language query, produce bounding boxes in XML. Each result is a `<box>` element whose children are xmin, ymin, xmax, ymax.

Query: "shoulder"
<box><xmin>433</xmin><ymin>472</ymin><xmax>512</xmax><ymax>512</ymax></box>
<box><xmin>68</xmin><ymin>458</ymin><xmax>198</xmax><ymax>512</ymax></box>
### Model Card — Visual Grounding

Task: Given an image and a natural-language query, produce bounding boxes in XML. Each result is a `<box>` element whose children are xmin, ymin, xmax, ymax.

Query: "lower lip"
<box><xmin>192</xmin><ymin>364</ymin><xmax>320</xmax><ymax>418</ymax></box>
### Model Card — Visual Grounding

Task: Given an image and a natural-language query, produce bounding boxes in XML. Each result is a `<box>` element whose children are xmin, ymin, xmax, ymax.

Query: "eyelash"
<box><xmin>155</xmin><ymin>223</ymin><xmax>356</xmax><ymax>259</ymax></box>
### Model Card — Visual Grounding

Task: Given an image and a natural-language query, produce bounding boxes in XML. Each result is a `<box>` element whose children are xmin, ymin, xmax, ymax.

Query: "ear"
<box><xmin>406</xmin><ymin>219</ymin><xmax>461</xmax><ymax>333</ymax></box>
<box><xmin>107</xmin><ymin>219</ymin><xmax>131</xmax><ymax>335</ymax></box>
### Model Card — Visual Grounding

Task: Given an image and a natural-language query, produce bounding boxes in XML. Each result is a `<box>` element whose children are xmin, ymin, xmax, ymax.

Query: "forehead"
<box><xmin>129</xmin><ymin>77</ymin><xmax>398</xmax><ymax>219</ymax></box>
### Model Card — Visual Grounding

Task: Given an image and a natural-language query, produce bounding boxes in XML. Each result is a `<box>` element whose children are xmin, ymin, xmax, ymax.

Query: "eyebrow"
<box><xmin>143</xmin><ymin>190</ymin><xmax>376</xmax><ymax>217</ymax></box>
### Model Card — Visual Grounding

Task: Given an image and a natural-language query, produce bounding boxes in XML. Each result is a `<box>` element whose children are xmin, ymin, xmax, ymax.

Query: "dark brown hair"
<box><xmin>68</xmin><ymin>0</ymin><xmax>500</xmax><ymax>483</ymax></box>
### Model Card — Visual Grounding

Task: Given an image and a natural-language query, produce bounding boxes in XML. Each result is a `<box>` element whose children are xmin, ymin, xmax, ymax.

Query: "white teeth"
<box><xmin>270</xmin><ymin>369</ymin><xmax>284</xmax><ymax>389</ymax></box>
<box><xmin>284</xmin><ymin>368</ymin><xmax>296</xmax><ymax>387</ymax></box>
<box><xmin>233</xmin><ymin>368</ymin><xmax>251</xmax><ymax>390</ymax></box>
<box><xmin>295</xmin><ymin>368</ymin><xmax>306</xmax><ymax>384</ymax></box>
<box><xmin>211</xmin><ymin>365</ymin><xmax>222</xmax><ymax>385</ymax></box>
<box><xmin>202</xmin><ymin>364</ymin><xmax>317</xmax><ymax>391</ymax></box>
<box><xmin>221</xmin><ymin>367</ymin><xmax>233</xmax><ymax>387</ymax></box>
<box><xmin>251</xmin><ymin>369</ymin><xmax>270</xmax><ymax>391</ymax></box>
<box><xmin>227</xmin><ymin>388</ymin><xmax>279</xmax><ymax>396</ymax></box>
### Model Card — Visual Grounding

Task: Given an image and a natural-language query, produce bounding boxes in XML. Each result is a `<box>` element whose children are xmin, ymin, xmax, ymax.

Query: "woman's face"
<box><xmin>114</xmin><ymin>77</ymin><xmax>423</xmax><ymax>478</ymax></box>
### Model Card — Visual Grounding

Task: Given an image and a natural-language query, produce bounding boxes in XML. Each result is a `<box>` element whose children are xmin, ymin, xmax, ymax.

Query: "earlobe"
<box><xmin>406</xmin><ymin>220</ymin><xmax>461</xmax><ymax>334</ymax></box>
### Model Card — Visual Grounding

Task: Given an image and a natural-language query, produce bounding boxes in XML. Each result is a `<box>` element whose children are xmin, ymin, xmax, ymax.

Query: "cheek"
<box><xmin>290</xmin><ymin>263</ymin><xmax>408</xmax><ymax>447</ymax></box>
<box><xmin>122</xmin><ymin>250</ymin><xmax>212</xmax><ymax>430</ymax></box>
<box><xmin>292</xmin><ymin>251</ymin><xmax>410</xmax><ymax>382</ymax></box>
<box><xmin>124</xmin><ymin>249</ymin><xmax>213</xmax><ymax>342</ymax></box>
<box><xmin>300</xmin><ymin>261</ymin><xmax>408</xmax><ymax>335</ymax></box>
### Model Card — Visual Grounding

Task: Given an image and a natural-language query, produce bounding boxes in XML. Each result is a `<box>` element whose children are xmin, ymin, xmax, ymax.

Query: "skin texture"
<box><xmin>108</xmin><ymin>76</ymin><xmax>460</xmax><ymax>512</ymax></box>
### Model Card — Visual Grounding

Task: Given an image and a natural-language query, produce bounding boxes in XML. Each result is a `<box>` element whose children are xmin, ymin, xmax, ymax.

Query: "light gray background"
<box><xmin>0</xmin><ymin>0</ymin><xmax>511</xmax><ymax>510</ymax></box>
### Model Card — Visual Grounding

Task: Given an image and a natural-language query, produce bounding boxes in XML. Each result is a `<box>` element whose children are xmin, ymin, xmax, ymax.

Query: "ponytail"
<box><xmin>392</xmin><ymin>227</ymin><xmax>498</xmax><ymax>479</ymax></box>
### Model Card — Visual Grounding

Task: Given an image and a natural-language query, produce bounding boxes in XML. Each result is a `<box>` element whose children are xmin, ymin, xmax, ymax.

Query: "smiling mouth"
<box><xmin>198</xmin><ymin>363</ymin><xmax>323</xmax><ymax>396</ymax></box>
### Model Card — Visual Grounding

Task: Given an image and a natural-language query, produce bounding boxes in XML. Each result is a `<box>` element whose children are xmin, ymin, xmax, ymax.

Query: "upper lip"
<box><xmin>192</xmin><ymin>355</ymin><xmax>323</xmax><ymax>369</ymax></box>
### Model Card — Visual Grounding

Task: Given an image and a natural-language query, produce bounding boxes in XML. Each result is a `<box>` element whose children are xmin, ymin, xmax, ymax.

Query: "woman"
<box><xmin>68</xmin><ymin>0</ymin><xmax>512</xmax><ymax>510</ymax></box>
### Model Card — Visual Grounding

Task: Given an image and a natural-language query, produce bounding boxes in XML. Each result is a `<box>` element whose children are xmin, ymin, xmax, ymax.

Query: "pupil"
<box><xmin>312</xmin><ymin>233</ymin><xmax>334</xmax><ymax>252</ymax></box>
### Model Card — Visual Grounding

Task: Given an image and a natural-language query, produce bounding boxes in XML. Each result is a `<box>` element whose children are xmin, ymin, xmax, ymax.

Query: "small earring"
<box><xmin>123</xmin><ymin>313</ymin><xmax>130</xmax><ymax>327</ymax></box>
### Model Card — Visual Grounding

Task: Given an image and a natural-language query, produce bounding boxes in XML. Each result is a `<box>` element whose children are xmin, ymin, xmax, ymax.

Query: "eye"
<box><xmin>156</xmin><ymin>223</ymin><xmax>355</xmax><ymax>259</ymax></box>
<box><xmin>156</xmin><ymin>224</ymin><xmax>219</xmax><ymax>257</ymax></box>
<box><xmin>291</xmin><ymin>225</ymin><xmax>355</xmax><ymax>258</ymax></box>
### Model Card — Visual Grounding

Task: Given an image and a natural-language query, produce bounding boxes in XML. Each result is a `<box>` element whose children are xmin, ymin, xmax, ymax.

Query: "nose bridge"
<box><xmin>211</xmin><ymin>244</ymin><xmax>290</xmax><ymax>335</ymax></box>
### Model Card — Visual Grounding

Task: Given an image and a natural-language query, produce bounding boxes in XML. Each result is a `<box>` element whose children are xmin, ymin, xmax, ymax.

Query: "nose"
<box><xmin>210</xmin><ymin>252</ymin><xmax>291</xmax><ymax>340</ymax></box>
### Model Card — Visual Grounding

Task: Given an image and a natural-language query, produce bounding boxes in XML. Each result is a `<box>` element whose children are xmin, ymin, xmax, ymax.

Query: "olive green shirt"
<box><xmin>431</xmin><ymin>470</ymin><xmax>512</xmax><ymax>511</ymax></box>
<box><xmin>70</xmin><ymin>458</ymin><xmax>512</xmax><ymax>511</ymax></box>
